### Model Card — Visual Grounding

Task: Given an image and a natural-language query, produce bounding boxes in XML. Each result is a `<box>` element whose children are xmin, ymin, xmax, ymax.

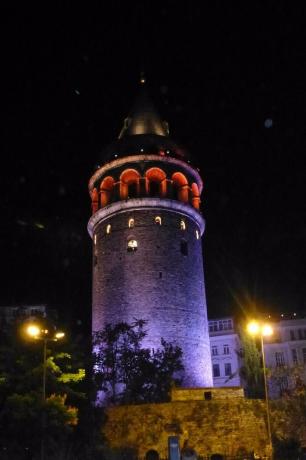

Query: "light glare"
<box><xmin>27</xmin><ymin>325</ymin><xmax>40</xmax><ymax>337</ymax></box>
<box><xmin>247</xmin><ymin>321</ymin><xmax>260</xmax><ymax>335</ymax></box>
<box><xmin>262</xmin><ymin>325</ymin><xmax>273</xmax><ymax>336</ymax></box>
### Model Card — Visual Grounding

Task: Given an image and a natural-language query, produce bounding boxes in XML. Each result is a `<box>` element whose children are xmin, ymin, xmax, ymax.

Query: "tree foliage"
<box><xmin>0</xmin><ymin>322</ymin><xmax>86</xmax><ymax>459</ymax></box>
<box><xmin>237</xmin><ymin>328</ymin><xmax>264</xmax><ymax>398</ymax></box>
<box><xmin>270</xmin><ymin>373</ymin><xmax>306</xmax><ymax>452</ymax></box>
<box><xmin>93</xmin><ymin>320</ymin><xmax>183</xmax><ymax>405</ymax></box>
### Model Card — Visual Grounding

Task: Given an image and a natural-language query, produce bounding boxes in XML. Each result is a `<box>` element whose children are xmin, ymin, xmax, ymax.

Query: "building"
<box><xmin>209</xmin><ymin>317</ymin><xmax>242</xmax><ymax>387</ymax></box>
<box><xmin>264</xmin><ymin>317</ymin><xmax>306</xmax><ymax>398</ymax></box>
<box><xmin>88</xmin><ymin>83</ymin><xmax>213</xmax><ymax>388</ymax></box>
<box><xmin>209</xmin><ymin>315</ymin><xmax>306</xmax><ymax>397</ymax></box>
<box><xmin>0</xmin><ymin>304</ymin><xmax>47</xmax><ymax>327</ymax></box>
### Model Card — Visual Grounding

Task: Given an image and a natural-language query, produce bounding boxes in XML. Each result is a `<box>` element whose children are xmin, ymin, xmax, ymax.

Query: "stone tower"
<box><xmin>88</xmin><ymin>84</ymin><xmax>213</xmax><ymax>387</ymax></box>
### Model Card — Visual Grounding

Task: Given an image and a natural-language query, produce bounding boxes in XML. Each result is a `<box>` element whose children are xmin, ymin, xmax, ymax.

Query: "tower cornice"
<box><xmin>87</xmin><ymin>197</ymin><xmax>205</xmax><ymax>237</ymax></box>
<box><xmin>89</xmin><ymin>154</ymin><xmax>203</xmax><ymax>193</ymax></box>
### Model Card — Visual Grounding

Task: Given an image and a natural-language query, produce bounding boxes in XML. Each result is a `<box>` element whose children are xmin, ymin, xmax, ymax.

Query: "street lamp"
<box><xmin>25</xmin><ymin>323</ymin><xmax>65</xmax><ymax>460</ymax></box>
<box><xmin>247</xmin><ymin>321</ymin><xmax>273</xmax><ymax>459</ymax></box>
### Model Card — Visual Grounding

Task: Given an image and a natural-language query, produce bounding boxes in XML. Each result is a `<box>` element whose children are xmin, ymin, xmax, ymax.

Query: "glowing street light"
<box><xmin>24</xmin><ymin>323</ymin><xmax>65</xmax><ymax>460</ymax></box>
<box><xmin>247</xmin><ymin>320</ymin><xmax>273</xmax><ymax>459</ymax></box>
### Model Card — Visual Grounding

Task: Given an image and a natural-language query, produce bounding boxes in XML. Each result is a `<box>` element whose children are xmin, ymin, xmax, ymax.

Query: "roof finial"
<box><xmin>140</xmin><ymin>71</ymin><xmax>146</xmax><ymax>85</ymax></box>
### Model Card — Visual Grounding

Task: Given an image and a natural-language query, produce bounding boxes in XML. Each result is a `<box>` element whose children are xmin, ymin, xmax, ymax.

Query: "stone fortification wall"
<box><xmin>103</xmin><ymin>398</ymin><xmax>269</xmax><ymax>459</ymax></box>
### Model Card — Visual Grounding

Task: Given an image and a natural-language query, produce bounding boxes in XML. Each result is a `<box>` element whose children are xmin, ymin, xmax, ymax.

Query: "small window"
<box><xmin>155</xmin><ymin>216</ymin><xmax>162</xmax><ymax>225</ymax></box>
<box><xmin>275</xmin><ymin>351</ymin><xmax>285</xmax><ymax>366</ymax></box>
<box><xmin>204</xmin><ymin>391</ymin><xmax>212</xmax><ymax>400</ymax></box>
<box><xmin>223</xmin><ymin>344</ymin><xmax>230</xmax><ymax>355</ymax></box>
<box><xmin>180</xmin><ymin>240</ymin><xmax>188</xmax><ymax>256</ymax></box>
<box><xmin>213</xmin><ymin>364</ymin><xmax>220</xmax><ymax>377</ymax></box>
<box><xmin>128</xmin><ymin>218</ymin><xmax>135</xmax><ymax>228</ymax></box>
<box><xmin>106</xmin><ymin>224</ymin><xmax>111</xmax><ymax>234</ymax></box>
<box><xmin>127</xmin><ymin>239</ymin><xmax>138</xmax><ymax>252</ymax></box>
<box><xmin>159</xmin><ymin>272</ymin><xmax>162</xmax><ymax>279</ymax></box>
<box><xmin>292</xmin><ymin>348</ymin><xmax>298</xmax><ymax>364</ymax></box>
<box><xmin>290</xmin><ymin>330</ymin><xmax>295</xmax><ymax>341</ymax></box>
<box><xmin>94</xmin><ymin>234</ymin><xmax>97</xmax><ymax>245</ymax></box>
<box><xmin>303</xmin><ymin>348</ymin><xmax>306</xmax><ymax>364</ymax></box>
<box><xmin>225</xmin><ymin>363</ymin><xmax>232</xmax><ymax>376</ymax></box>
<box><xmin>212</xmin><ymin>346</ymin><xmax>218</xmax><ymax>356</ymax></box>
<box><xmin>195</xmin><ymin>230</ymin><xmax>200</xmax><ymax>239</ymax></box>
<box><xmin>180</xmin><ymin>220</ymin><xmax>186</xmax><ymax>230</ymax></box>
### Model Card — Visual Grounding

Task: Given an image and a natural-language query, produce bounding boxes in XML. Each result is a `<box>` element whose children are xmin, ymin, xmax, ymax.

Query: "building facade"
<box><xmin>264</xmin><ymin>317</ymin><xmax>306</xmax><ymax>397</ymax></box>
<box><xmin>88</xmin><ymin>85</ymin><xmax>213</xmax><ymax>388</ymax></box>
<box><xmin>209</xmin><ymin>315</ymin><xmax>306</xmax><ymax>397</ymax></box>
<box><xmin>209</xmin><ymin>317</ymin><xmax>242</xmax><ymax>387</ymax></box>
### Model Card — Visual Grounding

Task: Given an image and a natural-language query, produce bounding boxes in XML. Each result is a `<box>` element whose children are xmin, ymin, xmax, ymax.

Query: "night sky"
<box><xmin>2</xmin><ymin>3</ymin><xmax>306</xmax><ymax>330</ymax></box>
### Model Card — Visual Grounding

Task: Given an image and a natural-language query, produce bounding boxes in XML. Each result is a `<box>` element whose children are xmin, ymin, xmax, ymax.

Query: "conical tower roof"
<box><xmin>118</xmin><ymin>83</ymin><xmax>169</xmax><ymax>138</ymax></box>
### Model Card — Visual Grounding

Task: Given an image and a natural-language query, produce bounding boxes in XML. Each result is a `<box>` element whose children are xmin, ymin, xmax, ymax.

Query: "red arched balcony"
<box><xmin>100</xmin><ymin>176</ymin><xmax>115</xmax><ymax>207</ymax></box>
<box><xmin>145</xmin><ymin>167</ymin><xmax>167</xmax><ymax>197</ymax></box>
<box><xmin>91</xmin><ymin>188</ymin><xmax>99</xmax><ymax>214</ymax></box>
<box><xmin>191</xmin><ymin>182</ymin><xmax>200</xmax><ymax>209</ymax></box>
<box><xmin>172</xmin><ymin>172</ymin><xmax>189</xmax><ymax>203</ymax></box>
<box><xmin>120</xmin><ymin>169</ymin><xmax>140</xmax><ymax>199</ymax></box>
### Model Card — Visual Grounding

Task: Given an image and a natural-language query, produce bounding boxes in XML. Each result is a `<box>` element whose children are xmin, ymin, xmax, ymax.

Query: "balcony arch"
<box><xmin>100</xmin><ymin>176</ymin><xmax>115</xmax><ymax>207</ymax></box>
<box><xmin>191</xmin><ymin>182</ymin><xmax>200</xmax><ymax>209</ymax></box>
<box><xmin>91</xmin><ymin>188</ymin><xmax>99</xmax><ymax>214</ymax></box>
<box><xmin>172</xmin><ymin>172</ymin><xmax>189</xmax><ymax>203</ymax></box>
<box><xmin>145</xmin><ymin>167</ymin><xmax>167</xmax><ymax>197</ymax></box>
<box><xmin>120</xmin><ymin>169</ymin><xmax>140</xmax><ymax>199</ymax></box>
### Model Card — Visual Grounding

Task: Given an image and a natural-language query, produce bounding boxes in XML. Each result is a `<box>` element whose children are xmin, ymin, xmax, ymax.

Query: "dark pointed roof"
<box><xmin>118</xmin><ymin>84</ymin><xmax>169</xmax><ymax>138</ymax></box>
<box><xmin>98</xmin><ymin>82</ymin><xmax>192</xmax><ymax>164</ymax></box>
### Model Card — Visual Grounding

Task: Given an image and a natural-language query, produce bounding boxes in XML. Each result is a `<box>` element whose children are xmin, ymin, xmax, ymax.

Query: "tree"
<box><xmin>0</xmin><ymin>322</ymin><xmax>86</xmax><ymax>459</ymax></box>
<box><xmin>237</xmin><ymin>328</ymin><xmax>264</xmax><ymax>398</ymax></box>
<box><xmin>270</xmin><ymin>370</ymin><xmax>306</xmax><ymax>453</ymax></box>
<box><xmin>93</xmin><ymin>320</ymin><xmax>183</xmax><ymax>405</ymax></box>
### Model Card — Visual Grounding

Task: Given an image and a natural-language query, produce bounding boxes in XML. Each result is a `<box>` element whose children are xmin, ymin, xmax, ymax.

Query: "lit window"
<box><xmin>212</xmin><ymin>346</ymin><xmax>218</xmax><ymax>356</ymax></box>
<box><xmin>180</xmin><ymin>220</ymin><xmax>186</xmax><ymax>230</ymax></box>
<box><xmin>223</xmin><ymin>344</ymin><xmax>230</xmax><ymax>355</ymax></box>
<box><xmin>94</xmin><ymin>234</ymin><xmax>97</xmax><ymax>245</ymax></box>
<box><xmin>128</xmin><ymin>218</ymin><xmax>135</xmax><ymax>228</ymax></box>
<box><xmin>127</xmin><ymin>239</ymin><xmax>138</xmax><ymax>252</ymax></box>
<box><xmin>196</xmin><ymin>230</ymin><xmax>200</xmax><ymax>239</ymax></box>
<box><xmin>155</xmin><ymin>216</ymin><xmax>162</xmax><ymax>225</ymax></box>
<box><xmin>225</xmin><ymin>363</ymin><xmax>232</xmax><ymax>376</ymax></box>
<box><xmin>106</xmin><ymin>224</ymin><xmax>111</xmax><ymax>234</ymax></box>
<box><xmin>213</xmin><ymin>364</ymin><xmax>220</xmax><ymax>377</ymax></box>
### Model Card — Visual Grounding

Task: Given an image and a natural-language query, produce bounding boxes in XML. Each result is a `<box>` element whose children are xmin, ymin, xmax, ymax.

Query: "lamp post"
<box><xmin>247</xmin><ymin>321</ymin><xmax>273</xmax><ymax>459</ymax></box>
<box><xmin>25</xmin><ymin>324</ymin><xmax>65</xmax><ymax>460</ymax></box>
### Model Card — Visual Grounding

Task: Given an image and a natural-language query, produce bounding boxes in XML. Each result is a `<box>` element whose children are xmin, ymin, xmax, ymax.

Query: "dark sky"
<box><xmin>2</xmin><ymin>3</ymin><xmax>306</xmax><ymax>328</ymax></box>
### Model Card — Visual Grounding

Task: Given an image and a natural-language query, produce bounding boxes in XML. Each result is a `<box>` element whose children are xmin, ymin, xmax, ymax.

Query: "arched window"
<box><xmin>155</xmin><ymin>216</ymin><xmax>162</xmax><ymax>225</ymax></box>
<box><xmin>128</xmin><ymin>218</ymin><xmax>135</xmax><ymax>228</ymax></box>
<box><xmin>191</xmin><ymin>182</ymin><xmax>200</xmax><ymax>209</ymax></box>
<box><xmin>172</xmin><ymin>172</ymin><xmax>189</xmax><ymax>203</ymax></box>
<box><xmin>180</xmin><ymin>220</ymin><xmax>186</xmax><ymax>230</ymax></box>
<box><xmin>127</xmin><ymin>239</ymin><xmax>138</xmax><ymax>252</ymax></box>
<box><xmin>100</xmin><ymin>176</ymin><xmax>115</xmax><ymax>207</ymax></box>
<box><xmin>145</xmin><ymin>167</ymin><xmax>166</xmax><ymax>197</ymax></box>
<box><xmin>120</xmin><ymin>169</ymin><xmax>140</xmax><ymax>199</ymax></box>
<box><xmin>106</xmin><ymin>224</ymin><xmax>111</xmax><ymax>235</ymax></box>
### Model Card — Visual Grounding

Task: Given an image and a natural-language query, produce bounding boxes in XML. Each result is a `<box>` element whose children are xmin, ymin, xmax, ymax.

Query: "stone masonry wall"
<box><xmin>102</xmin><ymin>398</ymin><xmax>269</xmax><ymax>459</ymax></box>
<box><xmin>92</xmin><ymin>206</ymin><xmax>212</xmax><ymax>387</ymax></box>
